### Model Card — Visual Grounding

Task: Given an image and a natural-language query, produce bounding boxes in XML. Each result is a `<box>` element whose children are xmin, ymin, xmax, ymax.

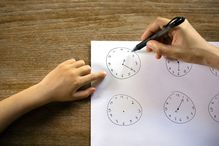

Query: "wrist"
<box><xmin>34</xmin><ymin>83</ymin><xmax>53</xmax><ymax>105</ymax></box>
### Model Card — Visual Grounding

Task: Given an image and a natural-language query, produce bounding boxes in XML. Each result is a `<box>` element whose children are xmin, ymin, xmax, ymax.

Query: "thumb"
<box><xmin>72</xmin><ymin>87</ymin><xmax>96</xmax><ymax>101</ymax></box>
<box><xmin>147</xmin><ymin>40</ymin><xmax>171</xmax><ymax>59</ymax></box>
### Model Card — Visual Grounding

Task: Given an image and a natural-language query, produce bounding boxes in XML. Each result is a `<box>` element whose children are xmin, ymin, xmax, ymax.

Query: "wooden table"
<box><xmin>0</xmin><ymin>0</ymin><xmax>218</xmax><ymax>145</ymax></box>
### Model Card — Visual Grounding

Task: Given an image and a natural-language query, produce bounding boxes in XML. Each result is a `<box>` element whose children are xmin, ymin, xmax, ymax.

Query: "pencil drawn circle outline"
<box><xmin>107</xmin><ymin>94</ymin><xmax>143</xmax><ymax>126</ymax></box>
<box><xmin>163</xmin><ymin>91</ymin><xmax>196</xmax><ymax>124</ymax></box>
<box><xmin>208</xmin><ymin>93</ymin><xmax>219</xmax><ymax>123</ymax></box>
<box><xmin>106</xmin><ymin>47</ymin><xmax>141</xmax><ymax>79</ymax></box>
<box><xmin>165</xmin><ymin>59</ymin><xmax>192</xmax><ymax>77</ymax></box>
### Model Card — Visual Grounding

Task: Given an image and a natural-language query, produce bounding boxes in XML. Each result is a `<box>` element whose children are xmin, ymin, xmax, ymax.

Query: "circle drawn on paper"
<box><xmin>166</xmin><ymin>59</ymin><xmax>192</xmax><ymax>77</ymax></box>
<box><xmin>106</xmin><ymin>47</ymin><xmax>141</xmax><ymax>79</ymax></box>
<box><xmin>209</xmin><ymin>94</ymin><xmax>219</xmax><ymax>123</ymax></box>
<box><xmin>210</xmin><ymin>67</ymin><xmax>219</xmax><ymax>77</ymax></box>
<box><xmin>164</xmin><ymin>91</ymin><xmax>196</xmax><ymax>124</ymax></box>
<box><xmin>107</xmin><ymin>94</ymin><xmax>142</xmax><ymax>126</ymax></box>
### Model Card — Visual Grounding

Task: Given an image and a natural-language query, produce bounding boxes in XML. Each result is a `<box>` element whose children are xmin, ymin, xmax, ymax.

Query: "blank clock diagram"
<box><xmin>107</xmin><ymin>94</ymin><xmax>143</xmax><ymax>126</ymax></box>
<box><xmin>208</xmin><ymin>94</ymin><xmax>219</xmax><ymax>123</ymax></box>
<box><xmin>106</xmin><ymin>47</ymin><xmax>141</xmax><ymax>79</ymax></box>
<box><xmin>210</xmin><ymin>67</ymin><xmax>219</xmax><ymax>77</ymax></box>
<box><xmin>166</xmin><ymin>59</ymin><xmax>192</xmax><ymax>77</ymax></box>
<box><xmin>164</xmin><ymin>91</ymin><xmax>196</xmax><ymax>124</ymax></box>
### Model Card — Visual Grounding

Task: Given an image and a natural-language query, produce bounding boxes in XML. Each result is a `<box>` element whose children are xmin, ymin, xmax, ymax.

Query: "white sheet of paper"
<box><xmin>91</xmin><ymin>41</ymin><xmax>219</xmax><ymax>146</ymax></box>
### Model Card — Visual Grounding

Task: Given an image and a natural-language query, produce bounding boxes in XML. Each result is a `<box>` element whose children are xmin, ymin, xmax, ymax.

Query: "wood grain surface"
<box><xmin>0</xmin><ymin>0</ymin><xmax>218</xmax><ymax>145</ymax></box>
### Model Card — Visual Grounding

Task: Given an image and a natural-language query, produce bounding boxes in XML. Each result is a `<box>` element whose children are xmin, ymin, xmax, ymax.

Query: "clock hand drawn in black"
<box><xmin>122</xmin><ymin>59</ymin><xmax>136</xmax><ymax>73</ymax></box>
<box><xmin>166</xmin><ymin>59</ymin><xmax>192</xmax><ymax>77</ymax></box>
<box><xmin>107</xmin><ymin>94</ymin><xmax>142</xmax><ymax>126</ymax></box>
<box><xmin>175</xmin><ymin>98</ymin><xmax>184</xmax><ymax>113</ymax></box>
<box><xmin>177</xmin><ymin>60</ymin><xmax>180</xmax><ymax>71</ymax></box>
<box><xmin>164</xmin><ymin>91</ymin><xmax>196</xmax><ymax>124</ymax></box>
<box><xmin>106</xmin><ymin>47</ymin><xmax>141</xmax><ymax>79</ymax></box>
<box><xmin>208</xmin><ymin>94</ymin><xmax>219</xmax><ymax>123</ymax></box>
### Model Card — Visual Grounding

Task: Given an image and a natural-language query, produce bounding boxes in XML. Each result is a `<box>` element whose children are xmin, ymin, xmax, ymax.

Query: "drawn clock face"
<box><xmin>106</xmin><ymin>47</ymin><xmax>141</xmax><ymax>79</ymax></box>
<box><xmin>208</xmin><ymin>94</ymin><xmax>219</xmax><ymax>123</ymax></box>
<box><xmin>210</xmin><ymin>67</ymin><xmax>219</xmax><ymax>77</ymax></box>
<box><xmin>107</xmin><ymin>94</ymin><xmax>143</xmax><ymax>126</ymax></box>
<box><xmin>166</xmin><ymin>59</ymin><xmax>192</xmax><ymax>77</ymax></box>
<box><xmin>164</xmin><ymin>91</ymin><xmax>196</xmax><ymax>124</ymax></box>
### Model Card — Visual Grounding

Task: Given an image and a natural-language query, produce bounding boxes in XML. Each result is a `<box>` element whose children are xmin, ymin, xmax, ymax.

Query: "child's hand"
<box><xmin>38</xmin><ymin>59</ymin><xmax>106</xmax><ymax>102</ymax></box>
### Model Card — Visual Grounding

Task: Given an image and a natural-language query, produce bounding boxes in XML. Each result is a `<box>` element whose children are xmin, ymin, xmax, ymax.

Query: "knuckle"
<box><xmin>73</xmin><ymin>79</ymin><xmax>81</xmax><ymax>87</ymax></box>
<box><xmin>71</xmin><ymin>58</ymin><xmax>76</xmax><ymax>61</ymax></box>
<box><xmin>156</xmin><ymin>16</ymin><xmax>163</xmax><ymax>21</ymax></box>
<box><xmin>58</xmin><ymin>63</ymin><xmax>67</xmax><ymax>70</ymax></box>
<box><xmin>69</xmin><ymin>58</ymin><xmax>76</xmax><ymax>63</ymax></box>
<box><xmin>79</xmin><ymin>60</ymin><xmax>85</xmax><ymax>65</ymax></box>
<box><xmin>85</xmin><ymin>64</ymin><xmax>91</xmax><ymax>68</ymax></box>
<box><xmin>90</xmin><ymin>73</ymin><xmax>97</xmax><ymax>80</ymax></box>
<box><xmin>85</xmin><ymin>65</ymin><xmax>91</xmax><ymax>71</ymax></box>
<box><xmin>70</xmin><ymin>69</ymin><xmax>77</xmax><ymax>76</ymax></box>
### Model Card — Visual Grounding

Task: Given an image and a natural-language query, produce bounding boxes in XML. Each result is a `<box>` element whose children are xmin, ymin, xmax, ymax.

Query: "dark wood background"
<box><xmin>0</xmin><ymin>0</ymin><xmax>218</xmax><ymax>145</ymax></box>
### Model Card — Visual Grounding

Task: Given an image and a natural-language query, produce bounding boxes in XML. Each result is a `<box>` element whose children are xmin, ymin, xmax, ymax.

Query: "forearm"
<box><xmin>0</xmin><ymin>84</ymin><xmax>51</xmax><ymax>133</ymax></box>
<box><xmin>203</xmin><ymin>44</ymin><xmax>219</xmax><ymax>70</ymax></box>
<box><xmin>0</xmin><ymin>59</ymin><xmax>106</xmax><ymax>133</ymax></box>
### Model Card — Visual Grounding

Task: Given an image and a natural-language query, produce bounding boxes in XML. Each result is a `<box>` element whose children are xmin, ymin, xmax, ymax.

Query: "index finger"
<box><xmin>141</xmin><ymin>17</ymin><xmax>170</xmax><ymax>40</ymax></box>
<box><xmin>79</xmin><ymin>71</ymin><xmax>107</xmax><ymax>86</ymax></box>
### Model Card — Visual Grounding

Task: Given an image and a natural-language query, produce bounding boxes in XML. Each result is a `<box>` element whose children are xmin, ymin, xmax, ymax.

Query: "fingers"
<box><xmin>65</xmin><ymin>58</ymin><xmax>76</xmax><ymax>64</ymax></box>
<box><xmin>59</xmin><ymin>60</ymin><xmax>87</xmax><ymax>71</ymax></box>
<box><xmin>72</xmin><ymin>87</ymin><xmax>96</xmax><ymax>100</ymax></box>
<box><xmin>80</xmin><ymin>71</ymin><xmax>107</xmax><ymax>86</ymax></box>
<box><xmin>141</xmin><ymin>17</ymin><xmax>170</xmax><ymax>40</ymax></box>
<box><xmin>62</xmin><ymin>59</ymin><xmax>106</xmax><ymax>85</ymax></box>
<box><xmin>72</xmin><ymin>60</ymin><xmax>85</xmax><ymax>68</ymax></box>
<box><xmin>146</xmin><ymin>46</ymin><xmax>153</xmax><ymax>52</ymax></box>
<box><xmin>76</xmin><ymin>65</ymin><xmax>91</xmax><ymax>76</ymax></box>
<box><xmin>61</xmin><ymin>59</ymin><xmax>106</xmax><ymax>92</ymax></box>
<box><xmin>147</xmin><ymin>40</ymin><xmax>174</xmax><ymax>59</ymax></box>
<box><xmin>71</xmin><ymin>71</ymin><xmax>107</xmax><ymax>100</ymax></box>
<box><xmin>60</xmin><ymin>59</ymin><xmax>76</xmax><ymax>66</ymax></box>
